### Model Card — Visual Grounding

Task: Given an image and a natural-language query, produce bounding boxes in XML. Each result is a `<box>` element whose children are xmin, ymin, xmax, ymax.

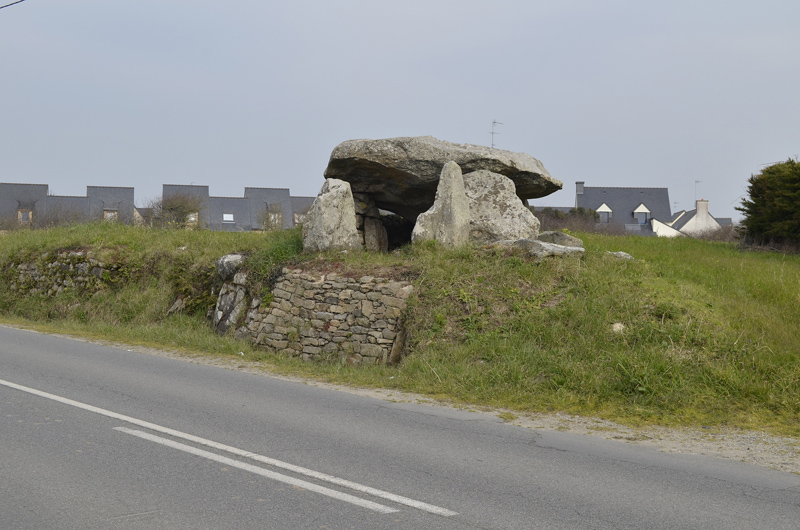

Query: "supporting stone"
<box><xmin>302</xmin><ymin>179</ymin><xmax>361</xmax><ymax>252</ymax></box>
<box><xmin>364</xmin><ymin>217</ymin><xmax>389</xmax><ymax>252</ymax></box>
<box><xmin>464</xmin><ymin>170</ymin><xmax>541</xmax><ymax>244</ymax></box>
<box><xmin>411</xmin><ymin>161</ymin><xmax>470</xmax><ymax>247</ymax></box>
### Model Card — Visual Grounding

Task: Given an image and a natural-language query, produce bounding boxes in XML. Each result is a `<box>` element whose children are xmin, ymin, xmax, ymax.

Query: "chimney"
<box><xmin>575</xmin><ymin>181</ymin><xmax>583</xmax><ymax>208</ymax></box>
<box><xmin>696</xmin><ymin>199</ymin><xmax>709</xmax><ymax>216</ymax></box>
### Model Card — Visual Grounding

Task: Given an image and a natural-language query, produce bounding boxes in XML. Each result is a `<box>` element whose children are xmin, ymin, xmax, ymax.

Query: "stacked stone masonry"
<box><xmin>239</xmin><ymin>269</ymin><xmax>413</xmax><ymax>365</ymax></box>
<box><xmin>7</xmin><ymin>251</ymin><xmax>116</xmax><ymax>297</ymax></box>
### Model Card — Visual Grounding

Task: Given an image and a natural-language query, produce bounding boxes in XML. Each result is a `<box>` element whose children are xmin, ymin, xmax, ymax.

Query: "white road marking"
<box><xmin>114</xmin><ymin>427</ymin><xmax>398</xmax><ymax>514</ymax></box>
<box><xmin>0</xmin><ymin>377</ymin><xmax>458</xmax><ymax>517</ymax></box>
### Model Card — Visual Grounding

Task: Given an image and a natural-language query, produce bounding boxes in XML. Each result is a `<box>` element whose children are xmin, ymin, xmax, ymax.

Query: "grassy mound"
<box><xmin>1</xmin><ymin>223</ymin><xmax>798</xmax><ymax>435</ymax></box>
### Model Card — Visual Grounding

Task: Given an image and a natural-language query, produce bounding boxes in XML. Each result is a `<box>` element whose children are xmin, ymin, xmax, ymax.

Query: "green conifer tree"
<box><xmin>737</xmin><ymin>158</ymin><xmax>800</xmax><ymax>245</ymax></box>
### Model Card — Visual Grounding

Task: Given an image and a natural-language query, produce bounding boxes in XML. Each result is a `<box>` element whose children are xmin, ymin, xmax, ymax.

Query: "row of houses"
<box><xmin>0</xmin><ymin>183</ymin><xmax>316</xmax><ymax>231</ymax></box>
<box><xmin>536</xmin><ymin>182</ymin><xmax>733</xmax><ymax>237</ymax></box>
<box><xmin>3</xmin><ymin>179</ymin><xmax>733</xmax><ymax>237</ymax></box>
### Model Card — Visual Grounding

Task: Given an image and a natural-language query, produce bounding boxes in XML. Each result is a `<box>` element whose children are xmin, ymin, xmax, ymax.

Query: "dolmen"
<box><xmin>302</xmin><ymin>136</ymin><xmax>575</xmax><ymax>255</ymax></box>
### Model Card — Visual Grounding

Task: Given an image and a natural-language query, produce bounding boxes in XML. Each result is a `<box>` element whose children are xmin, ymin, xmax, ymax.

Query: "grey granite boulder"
<box><xmin>606</xmin><ymin>251</ymin><xmax>634</xmax><ymax>260</ymax></box>
<box><xmin>216</xmin><ymin>253</ymin><xmax>247</xmax><ymax>281</ymax></box>
<box><xmin>363</xmin><ymin>217</ymin><xmax>389</xmax><ymax>252</ymax></box>
<box><xmin>464</xmin><ymin>170</ymin><xmax>540</xmax><ymax>244</ymax></box>
<box><xmin>302</xmin><ymin>179</ymin><xmax>361</xmax><ymax>252</ymax></box>
<box><xmin>352</xmin><ymin>193</ymin><xmax>388</xmax><ymax>252</ymax></box>
<box><xmin>213</xmin><ymin>279</ymin><xmax>248</xmax><ymax>335</ymax></box>
<box><xmin>324</xmin><ymin>136</ymin><xmax>561</xmax><ymax>220</ymax></box>
<box><xmin>492</xmin><ymin>239</ymin><xmax>585</xmax><ymax>261</ymax></box>
<box><xmin>411</xmin><ymin>161</ymin><xmax>471</xmax><ymax>247</ymax></box>
<box><xmin>537</xmin><ymin>231</ymin><xmax>584</xmax><ymax>248</ymax></box>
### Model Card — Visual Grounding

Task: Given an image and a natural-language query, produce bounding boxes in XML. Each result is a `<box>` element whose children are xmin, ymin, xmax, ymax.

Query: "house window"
<box><xmin>269</xmin><ymin>211</ymin><xmax>282</xmax><ymax>228</ymax></box>
<box><xmin>596</xmin><ymin>203</ymin><xmax>612</xmax><ymax>223</ymax></box>
<box><xmin>103</xmin><ymin>210</ymin><xmax>118</xmax><ymax>222</ymax></box>
<box><xmin>17</xmin><ymin>209</ymin><xmax>32</xmax><ymax>224</ymax></box>
<box><xmin>186</xmin><ymin>212</ymin><xmax>198</xmax><ymax>226</ymax></box>
<box><xmin>633</xmin><ymin>203</ymin><xmax>651</xmax><ymax>225</ymax></box>
<box><xmin>222</xmin><ymin>213</ymin><xmax>235</xmax><ymax>223</ymax></box>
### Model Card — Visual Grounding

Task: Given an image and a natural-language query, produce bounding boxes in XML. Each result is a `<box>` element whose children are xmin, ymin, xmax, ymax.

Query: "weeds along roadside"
<box><xmin>0</xmin><ymin>222</ymin><xmax>301</xmax><ymax>355</ymax></box>
<box><xmin>1</xmin><ymin>223</ymin><xmax>799</xmax><ymax>437</ymax></box>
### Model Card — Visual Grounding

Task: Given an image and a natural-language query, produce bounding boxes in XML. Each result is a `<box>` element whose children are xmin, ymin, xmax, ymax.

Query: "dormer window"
<box><xmin>633</xmin><ymin>203</ymin><xmax>650</xmax><ymax>225</ymax></box>
<box><xmin>18</xmin><ymin>209</ymin><xmax>32</xmax><ymax>224</ymax></box>
<box><xmin>596</xmin><ymin>202</ymin><xmax>612</xmax><ymax>223</ymax></box>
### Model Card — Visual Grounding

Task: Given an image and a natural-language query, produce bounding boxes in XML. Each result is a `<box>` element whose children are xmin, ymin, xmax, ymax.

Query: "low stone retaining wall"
<box><xmin>6</xmin><ymin>250</ymin><xmax>117</xmax><ymax>296</ymax></box>
<box><xmin>229</xmin><ymin>269</ymin><xmax>413</xmax><ymax>365</ymax></box>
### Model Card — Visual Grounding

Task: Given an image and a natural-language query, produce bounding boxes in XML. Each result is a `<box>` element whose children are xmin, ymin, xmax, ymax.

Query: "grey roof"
<box><xmin>1</xmin><ymin>181</ymin><xmax>313</xmax><ymax>231</ymax></box>
<box><xmin>669</xmin><ymin>210</ymin><xmax>687</xmax><ymax>224</ymax></box>
<box><xmin>670</xmin><ymin>209</ymin><xmax>695</xmax><ymax>231</ymax></box>
<box><xmin>163</xmin><ymin>184</ymin><xmax>210</xmax><ymax>199</ymax></box>
<box><xmin>291</xmin><ymin>196</ymin><xmax>316</xmax><ymax>215</ymax></box>
<box><xmin>576</xmin><ymin>186</ymin><xmax>672</xmax><ymax>224</ymax></box>
<box><xmin>669</xmin><ymin>209</ymin><xmax>733</xmax><ymax>231</ymax></box>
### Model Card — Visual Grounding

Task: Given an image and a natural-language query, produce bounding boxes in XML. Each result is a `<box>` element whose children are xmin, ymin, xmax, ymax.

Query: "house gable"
<box><xmin>575</xmin><ymin>183</ymin><xmax>672</xmax><ymax>227</ymax></box>
<box><xmin>676</xmin><ymin>199</ymin><xmax>721</xmax><ymax>235</ymax></box>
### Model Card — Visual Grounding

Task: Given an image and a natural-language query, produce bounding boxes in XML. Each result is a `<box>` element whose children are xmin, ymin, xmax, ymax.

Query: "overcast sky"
<box><xmin>2</xmin><ymin>1</ymin><xmax>798</xmax><ymax>220</ymax></box>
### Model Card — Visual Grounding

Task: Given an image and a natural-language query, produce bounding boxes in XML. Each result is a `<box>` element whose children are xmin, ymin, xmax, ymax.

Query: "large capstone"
<box><xmin>324</xmin><ymin>136</ymin><xmax>561</xmax><ymax>220</ymax></box>
<box><xmin>411</xmin><ymin>161</ymin><xmax>471</xmax><ymax>247</ymax></box>
<box><xmin>464</xmin><ymin>170</ymin><xmax>540</xmax><ymax>244</ymax></box>
<box><xmin>302</xmin><ymin>179</ymin><xmax>361</xmax><ymax>252</ymax></box>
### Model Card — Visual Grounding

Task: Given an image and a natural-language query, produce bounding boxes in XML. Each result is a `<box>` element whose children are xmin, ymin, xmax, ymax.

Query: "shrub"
<box><xmin>737</xmin><ymin>158</ymin><xmax>800</xmax><ymax>246</ymax></box>
<box><xmin>257</xmin><ymin>204</ymin><xmax>285</xmax><ymax>231</ymax></box>
<box><xmin>148</xmin><ymin>194</ymin><xmax>206</xmax><ymax>229</ymax></box>
<box><xmin>535</xmin><ymin>206</ymin><xmax>624</xmax><ymax>234</ymax></box>
<box><xmin>691</xmin><ymin>225</ymin><xmax>740</xmax><ymax>243</ymax></box>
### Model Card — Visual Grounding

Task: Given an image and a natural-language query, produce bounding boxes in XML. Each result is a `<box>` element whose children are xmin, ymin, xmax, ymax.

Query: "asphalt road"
<box><xmin>1</xmin><ymin>325</ymin><xmax>799</xmax><ymax>529</ymax></box>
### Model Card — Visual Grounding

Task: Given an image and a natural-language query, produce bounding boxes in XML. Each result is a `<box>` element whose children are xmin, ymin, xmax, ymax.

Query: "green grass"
<box><xmin>287</xmin><ymin>235</ymin><xmax>800</xmax><ymax>436</ymax></box>
<box><xmin>0</xmin><ymin>222</ymin><xmax>302</xmax><ymax>352</ymax></box>
<box><xmin>2</xmin><ymin>224</ymin><xmax>799</xmax><ymax>436</ymax></box>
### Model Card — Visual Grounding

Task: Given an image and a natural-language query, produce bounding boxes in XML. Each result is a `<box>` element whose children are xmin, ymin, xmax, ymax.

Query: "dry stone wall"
<box><xmin>233</xmin><ymin>269</ymin><xmax>413</xmax><ymax>365</ymax></box>
<box><xmin>6</xmin><ymin>250</ymin><xmax>117</xmax><ymax>296</ymax></box>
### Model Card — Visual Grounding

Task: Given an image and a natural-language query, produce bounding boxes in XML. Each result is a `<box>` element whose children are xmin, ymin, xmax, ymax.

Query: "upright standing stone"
<box><xmin>464</xmin><ymin>170</ymin><xmax>541</xmax><ymax>244</ymax></box>
<box><xmin>302</xmin><ymin>179</ymin><xmax>361</xmax><ymax>252</ymax></box>
<box><xmin>353</xmin><ymin>193</ymin><xmax>389</xmax><ymax>252</ymax></box>
<box><xmin>411</xmin><ymin>161</ymin><xmax>471</xmax><ymax>247</ymax></box>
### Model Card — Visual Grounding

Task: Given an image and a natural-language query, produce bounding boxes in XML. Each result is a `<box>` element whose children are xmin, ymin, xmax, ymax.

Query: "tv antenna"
<box><xmin>490</xmin><ymin>120</ymin><xmax>503</xmax><ymax>148</ymax></box>
<box><xmin>0</xmin><ymin>0</ymin><xmax>28</xmax><ymax>10</ymax></box>
<box><xmin>694</xmin><ymin>180</ymin><xmax>702</xmax><ymax>202</ymax></box>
